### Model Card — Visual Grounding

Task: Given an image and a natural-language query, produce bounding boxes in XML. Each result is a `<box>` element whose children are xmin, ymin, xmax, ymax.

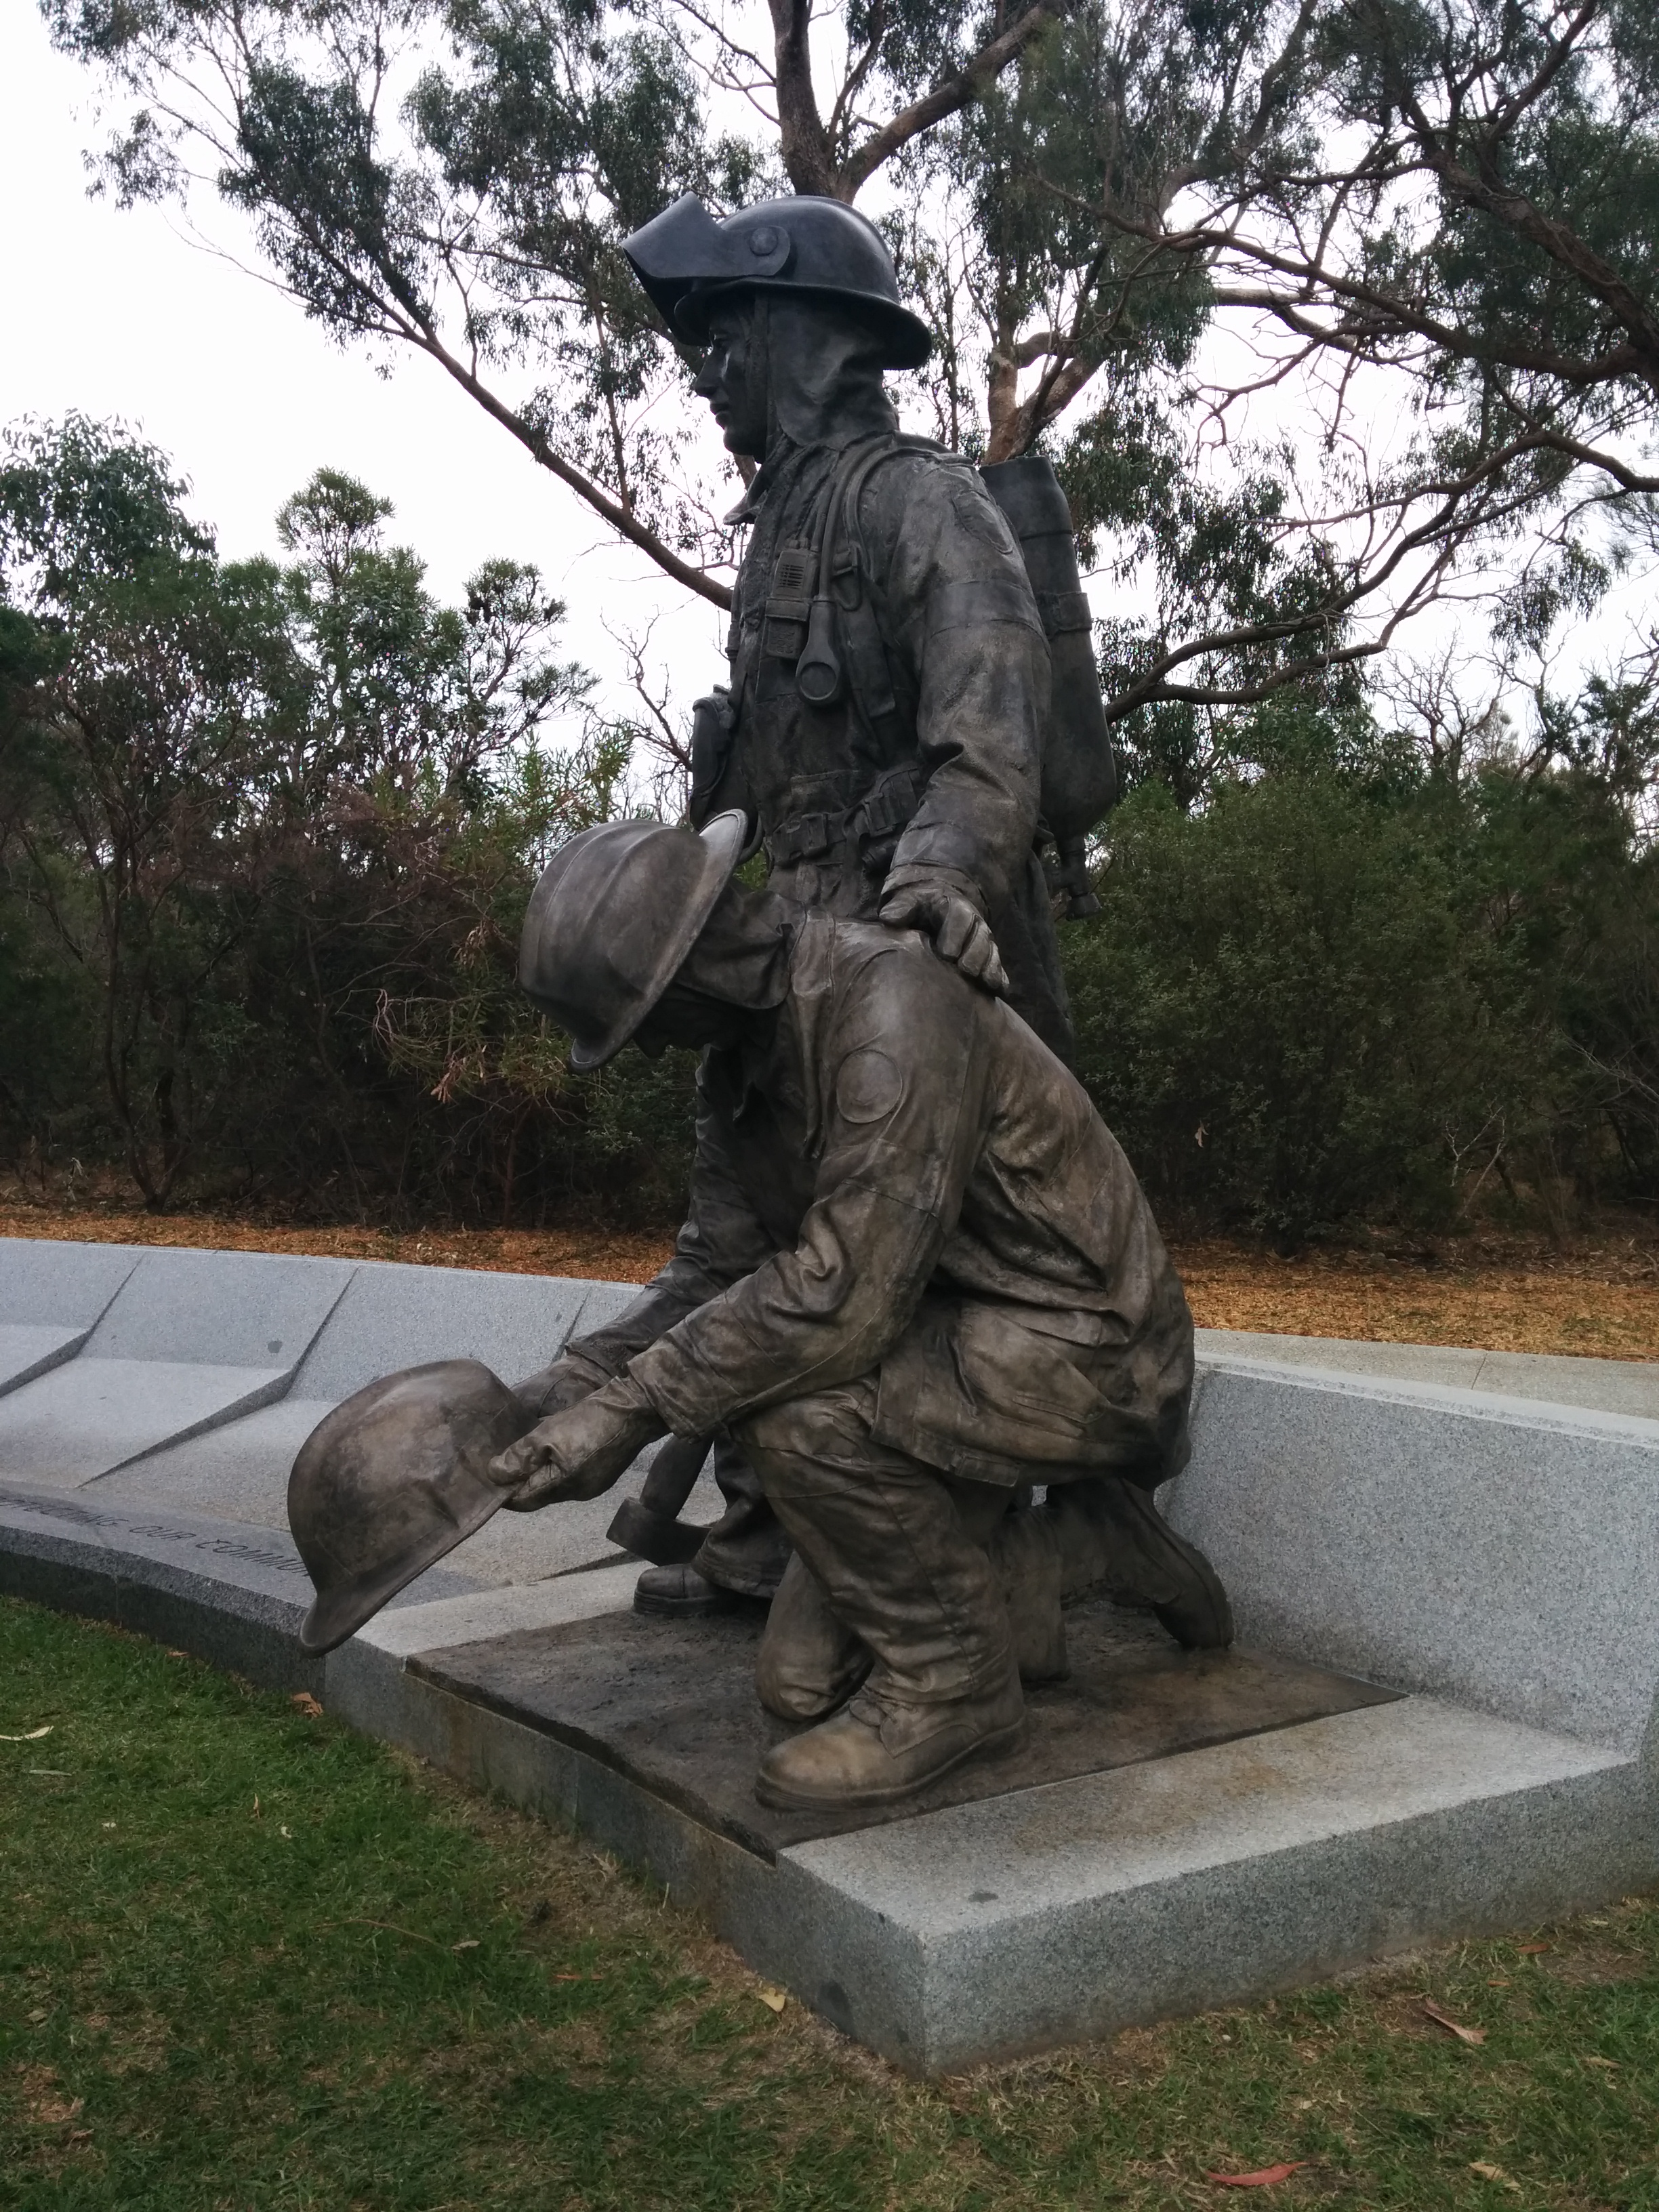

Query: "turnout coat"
<box><xmin>701</xmin><ymin>432</ymin><xmax>1073</xmax><ymax>1059</ymax></box>
<box><xmin>573</xmin><ymin>913</ymin><xmax>1193</xmax><ymax>1490</ymax></box>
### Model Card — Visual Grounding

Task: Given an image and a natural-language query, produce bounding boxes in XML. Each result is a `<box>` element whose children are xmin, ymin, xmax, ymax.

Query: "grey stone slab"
<box><xmin>0</xmin><ymin>1241</ymin><xmax>142</xmax><ymax>1396</ymax></box>
<box><xmin>0</xmin><ymin>1479</ymin><xmax>476</xmax><ymax>1694</ymax></box>
<box><xmin>0</xmin><ymin>1358</ymin><xmax>294</xmax><ymax>1485</ymax></box>
<box><xmin>0</xmin><ymin>1236</ymin><xmax>140</xmax><ymax>1326</ymax></box>
<box><xmin>91</xmin><ymin>1398</ymin><xmax>342</xmax><ymax>1524</ymax></box>
<box><xmin>1466</xmin><ymin>1346</ymin><xmax>1659</xmax><ymax>1420</ymax></box>
<box><xmin>0</xmin><ymin>1324</ymin><xmax>89</xmax><ymax>1396</ymax></box>
<box><xmin>322</xmin><ymin>1637</ymin><xmax>1653</xmax><ymax>2071</ymax></box>
<box><xmin>289</xmin><ymin>1261</ymin><xmax>593</xmax><ymax>1399</ymax></box>
<box><xmin>1199</xmin><ymin>1328</ymin><xmax>1659</xmax><ymax>1418</ymax></box>
<box><xmin>83</xmin><ymin>1245</ymin><xmax>353</xmax><ymax>1368</ymax></box>
<box><xmin>768</xmin><ymin>1696</ymin><xmax>1648</xmax><ymax>2068</ymax></box>
<box><xmin>405</xmin><ymin>1596</ymin><xmax>1397</xmax><ymax>1860</ymax></box>
<box><xmin>357</xmin><ymin>1561</ymin><xmax>642</xmax><ymax>1656</ymax></box>
<box><xmin>1166</xmin><ymin>1361</ymin><xmax>1659</xmax><ymax>1753</ymax></box>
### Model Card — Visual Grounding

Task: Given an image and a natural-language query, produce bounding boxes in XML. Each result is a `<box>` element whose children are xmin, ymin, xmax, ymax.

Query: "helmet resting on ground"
<box><xmin>621</xmin><ymin>193</ymin><xmax>933</xmax><ymax>369</ymax></box>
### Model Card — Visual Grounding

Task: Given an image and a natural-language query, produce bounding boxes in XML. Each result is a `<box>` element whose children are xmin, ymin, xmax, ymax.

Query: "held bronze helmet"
<box><xmin>621</xmin><ymin>194</ymin><xmax>933</xmax><ymax>369</ymax></box>
<box><xmin>288</xmin><ymin>1359</ymin><xmax>534</xmax><ymax>1654</ymax></box>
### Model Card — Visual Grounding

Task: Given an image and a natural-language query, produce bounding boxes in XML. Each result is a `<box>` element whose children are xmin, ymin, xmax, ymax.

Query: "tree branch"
<box><xmin>836</xmin><ymin>1</ymin><xmax>1064</xmax><ymax>198</ymax></box>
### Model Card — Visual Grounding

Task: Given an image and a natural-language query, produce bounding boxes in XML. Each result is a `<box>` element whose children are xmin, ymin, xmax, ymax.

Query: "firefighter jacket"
<box><xmin>701</xmin><ymin>432</ymin><xmax>1073</xmax><ymax>1059</ymax></box>
<box><xmin>571</xmin><ymin>911</ymin><xmax>1193</xmax><ymax>1490</ymax></box>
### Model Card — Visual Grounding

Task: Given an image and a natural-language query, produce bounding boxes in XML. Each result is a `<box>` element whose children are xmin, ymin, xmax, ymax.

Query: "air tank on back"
<box><xmin>979</xmin><ymin>455</ymin><xmax>1118</xmax><ymax>918</ymax></box>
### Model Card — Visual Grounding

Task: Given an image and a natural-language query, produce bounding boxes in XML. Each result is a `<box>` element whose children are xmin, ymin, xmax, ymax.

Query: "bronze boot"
<box><xmin>1045</xmin><ymin>1476</ymin><xmax>1233</xmax><ymax>1648</ymax></box>
<box><xmin>755</xmin><ymin>1671</ymin><xmax>1025</xmax><ymax>1811</ymax></box>
<box><xmin>756</xmin><ymin>1553</ymin><xmax>872</xmax><ymax>1721</ymax></box>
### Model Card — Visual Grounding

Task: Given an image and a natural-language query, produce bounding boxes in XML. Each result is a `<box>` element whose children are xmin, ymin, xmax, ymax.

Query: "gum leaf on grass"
<box><xmin>1</xmin><ymin>1725</ymin><xmax>52</xmax><ymax>1740</ymax></box>
<box><xmin>1206</xmin><ymin>2163</ymin><xmax>1307</xmax><ymax>2187</ymax></box>
<box><xmin>1423</xmin><ymin>1999</ymin><xmax>1486</xmax><ymax>2045</ymax></box>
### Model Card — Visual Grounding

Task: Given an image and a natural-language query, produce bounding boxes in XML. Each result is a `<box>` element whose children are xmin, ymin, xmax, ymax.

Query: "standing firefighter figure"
<box><xmin>542</xmin><ymin>192</ymin><xmax>1119</xmax><ymax>1614</ymax></box>
<box><xmin>621</xmin><ymin>190</ymin><xmax>1114</xmax><ymax>1057</ymax></box>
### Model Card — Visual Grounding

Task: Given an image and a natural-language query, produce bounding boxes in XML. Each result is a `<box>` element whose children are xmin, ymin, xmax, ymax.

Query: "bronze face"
<box><xmin>692</xmin><ymin>302</ymin><xmax>769</xmax><ymax>459</ymax></box>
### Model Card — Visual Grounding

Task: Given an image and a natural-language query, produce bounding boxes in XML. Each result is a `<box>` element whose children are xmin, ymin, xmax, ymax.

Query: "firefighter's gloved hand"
<box><xmin>878</xmin><ymin>865</ymin><xmax>1008</xmax><ymax>996</ymax></box>
<box><xmin>491</xmin><ymin>1374</ymin><xmax>665</xmax><ymax>1511</ymax></box>
<box><xmin>508</xmin><ymin>1350</ymin><xmax>611</xmax><ymax>1423</ymax></box>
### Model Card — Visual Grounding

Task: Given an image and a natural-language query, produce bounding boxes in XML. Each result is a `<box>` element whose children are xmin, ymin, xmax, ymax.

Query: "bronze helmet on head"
<box><xmin>517</xmin><ymin>811</ymin><xmax>747</xmax><ymax>1069</ymax></box>
<box><xmin>621</xmin><ymin>194</ymin><xmax>933</xmax><ymax>369</ymax></box>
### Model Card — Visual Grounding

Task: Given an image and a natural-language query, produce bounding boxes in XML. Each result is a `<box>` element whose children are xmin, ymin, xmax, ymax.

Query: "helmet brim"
<box><xmin>299</xmin><ymin>1483</ymin><xmax>499</xmax><ymax>1654</ymax></box>
<box><xmin>562</xmin><ymin>808</ymin><xmax>750</xmax><ymax>1069</ymax></box>
<box><xmin>675</xmin><ymin>281</ymin><xmax>934</xmax><ymax>371</ymax></box>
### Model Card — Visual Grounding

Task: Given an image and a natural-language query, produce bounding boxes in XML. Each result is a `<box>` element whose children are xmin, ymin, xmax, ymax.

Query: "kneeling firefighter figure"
<box><xmin>289</xmin><ymin>817</ymin><xmax>1229</xmax><ymax>1813</ymax></box>
<box><xmin>548</xmin><ymin>192</ymin><xmax>1123</xmax><ymax>1617</ymax></box>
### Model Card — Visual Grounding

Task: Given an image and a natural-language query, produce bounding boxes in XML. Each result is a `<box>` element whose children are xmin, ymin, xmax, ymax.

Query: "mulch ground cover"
<box><xmin>5</xmin><ymin>1596</ymin><xmax>1658</xmax><ymax>2211</ymax></box>
<box><xmin>4</xmin><ymin>1198</ymin><xmax>1655</xmax><ymax>1361</ymax></box>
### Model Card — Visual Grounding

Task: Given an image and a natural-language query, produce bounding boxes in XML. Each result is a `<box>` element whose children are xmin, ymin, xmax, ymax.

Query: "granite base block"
<box><xmin>1171</xmin><ymin>1359</ymin><xmax>1659</xmax><ymax>1752</ymax></box>
<box><xmin>5</xmin><ymin>1242</ymin><xmax>1657</xmax><ymax>2073</ymax></box>
<box><xmin>323</xmin><ymin>1631</ymin><xmax>1654</xmax><ymax>2072</ymax></box>
<box><xmin>0</xmin><ymin>1479</ymin><xmax>478</xmax><ymax>1694</ymax></box>
<box><xmin>1195</xmin><ymin>1329</ymin><xmax>1659</xmax><ymax>1420</ymax></box>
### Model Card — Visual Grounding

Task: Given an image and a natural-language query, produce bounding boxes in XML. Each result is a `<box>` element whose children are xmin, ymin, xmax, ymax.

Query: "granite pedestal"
<box><xmin>3</xmin><ymin>1235</ymin><xmax>1656</xmax><ymax>2070</ymax></box>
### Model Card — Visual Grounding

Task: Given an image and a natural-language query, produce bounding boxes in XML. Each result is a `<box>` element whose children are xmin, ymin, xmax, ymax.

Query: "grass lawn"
<box><xmin>3</xmin><ymin>1600</ymin><xmax>1658</xmax><ymax>2209</ymax></box>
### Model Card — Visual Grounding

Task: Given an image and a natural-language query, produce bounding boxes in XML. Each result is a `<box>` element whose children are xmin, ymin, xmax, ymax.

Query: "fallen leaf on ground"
<box><xmin>165</xmin><ymin>1650</ymin><xmax>188</xmax><ymax>1659</ymax></box>
<box><xmin>1517</xmin><ymin>1943</ymin><xmax>1549</xmax><ymax>1954</ymax></box>
<box><xmin>279</xmin><ymin>1824</ymin><xmax>292</xmax><ymax>1838</ymax></box>
<box><xmin>1205</xmin><ymin>2163</ymin><xmax>1306</xmax><ymax>2187</ymax></box>
<box><xmin>756</xmin><ymin>1985</ymin><xmax>788</xmax><ymax>2013</ymax></box>
<box><xmin>1</xmin><ymin>1725</ymin><xmax>52</xmax><ymax>1741</ymax></box>
<box><xmin>1583</xmin><ymin>2055</ymin><xmax>1620</xmax><ymax>2068</ymax></box>
<box><xmin>552</xmin><ymin>1971</ymin><xmax>604</xmax><ymax>1983</ymax></box>
<box><xmin>451</xmin><ymin>1939</ymin><xmax>479</xmax><ymax>1952</ymax></box>
<box><xmin>290</xmin><ymin>1692</ymin><xmax>323</xmax><ymax>1719</ymax></box>
<box><xmin>1423</xmin><ymin>1999</ymin><xmax>1486</xmax><ymax>2045</ymax></box>
<box><xmin>1470</xmin><ymin>2161</ymin><xmax>1521</xmax><ymax>2190</ymax></box>
<box><xmin>26</xmin><ymin>2009</ymin><xmax>47</xmax><ymax>2024</ymax></box>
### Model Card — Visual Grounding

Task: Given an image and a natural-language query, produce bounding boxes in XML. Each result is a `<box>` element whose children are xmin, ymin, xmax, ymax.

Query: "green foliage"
<box><xmin>0</xmin><ymin>417</ymin><xmax>693</xmax><ymax>1222</ymax></box>
<box><xmin>4</xmin><ymin>417</ymin><xmax>1655</xmax><ymax>1242</ymax></box>
<box><xmin>1065</xmin><ymin>743</ymin><xmax>1659</xmax><ymax>1246</ymax></box>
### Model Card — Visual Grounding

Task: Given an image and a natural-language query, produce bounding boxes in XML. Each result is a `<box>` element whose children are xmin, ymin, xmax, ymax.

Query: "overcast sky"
<box><xmin>5</xmin><ymin>1</ymin><xmax>1645</xmax><ymax>752</ymax></box>
<box><xmin>0</xmin><ymin>4</ymin><xmax>724</xmax><ymax>737</ymax></box>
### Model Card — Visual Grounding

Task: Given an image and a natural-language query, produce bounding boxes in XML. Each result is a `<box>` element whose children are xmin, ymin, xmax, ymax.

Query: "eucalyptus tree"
<box><xmin>41</xmin><ymin>0</ymin><xmax>1659</xmax><ymax>783</ymax></box>
<box><xmin>0</xmin><ymin>417</ymin><xmax>598</xmax><ymax>1206</ymax></box>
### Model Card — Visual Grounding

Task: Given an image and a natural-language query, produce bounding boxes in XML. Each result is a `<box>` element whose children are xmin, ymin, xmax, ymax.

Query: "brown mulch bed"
<box><xmin>1176</xmin><ymin>1237</ymin><xmax>1658</xmax><ymax>1361</ymax></box>
<box><xmin>3</xmin><ymin>1200</ymin><xmax>1656</xmax><ymax>1361</ymax></box>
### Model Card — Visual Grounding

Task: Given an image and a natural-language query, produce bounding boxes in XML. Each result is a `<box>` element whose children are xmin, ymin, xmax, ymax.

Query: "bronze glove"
<box><xmin>491</xmin><ymin>1372</ymin><xmax>665</xmax><ymax>1510</ymax></box>
<box><xmin>877</xmin><ymin>864</ymin><xmax>1008</xmax><ymax>996</ymax></box>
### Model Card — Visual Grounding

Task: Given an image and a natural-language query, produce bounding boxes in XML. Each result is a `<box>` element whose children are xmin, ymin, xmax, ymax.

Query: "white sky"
<box><xmin>0</xmin><ymin>3</ymin><xmax>724</xmax><ymax>735</ymax></box>
<box><xmin>4</xmin><ymin>0</ymin><xmax>1647</xmax><ymax>750</ymax></box>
